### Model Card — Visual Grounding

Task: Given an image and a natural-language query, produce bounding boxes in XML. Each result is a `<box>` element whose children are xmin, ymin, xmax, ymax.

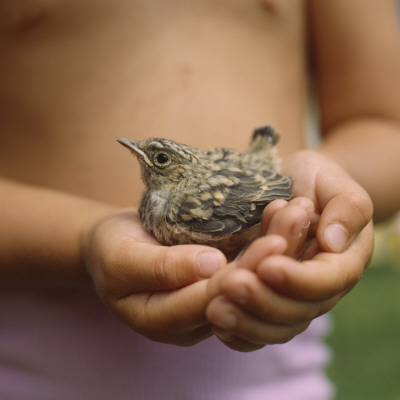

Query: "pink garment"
<box><xmin>0</xmin><ymin>288</ymin><xmax>334</xmax><ymax>400</ymax></box>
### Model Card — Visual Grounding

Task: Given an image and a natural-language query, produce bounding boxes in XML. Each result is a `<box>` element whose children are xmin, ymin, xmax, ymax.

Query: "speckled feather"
<box><xmin>116</xmin><ymin>126</ymin><xmax>293</xmax><ymax>253</ymax></box>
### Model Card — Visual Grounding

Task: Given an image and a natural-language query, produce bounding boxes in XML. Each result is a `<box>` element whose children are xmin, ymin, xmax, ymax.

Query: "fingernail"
<box><xmin>213</xmin><ymin>327</ymin><xmax>234</xmax><ymax>342</ymax></box>
<box><xmin>197</xmin><ymin>251</ymin><xmax>225</xmax><ymax>277</ymax></box>
<box><xmin>324</xmin><ymin>224</ymin><xmax>348</xmax><ymax>253</ymax></box>
<box><xmin>292</xmin><ymin>218</ymin><xmax>311</xmax><ymax>238</ymax></box>
<box><xmin>214</xmin><ymin>311</ymin><xmax>237</xmax><ymax>329</ymax></box>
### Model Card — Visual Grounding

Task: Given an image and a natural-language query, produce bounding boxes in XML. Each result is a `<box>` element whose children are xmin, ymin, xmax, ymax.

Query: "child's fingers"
<box><xmin>115</xmin><ymin>279</ymin><xmax>213</xmax><ymax>345</ymax></box>
<box><xmin>236</xmin><ymin>234</ymin><xmax>288</xmax><ymax>270</ymax></box>
<box><xmin>214</xmin><ymin>268</ymin><xmax>338</xmax><ymax>324</ymax></box>
<box><xmin>261</xmin><ymin>199</ymin><xmax>288</xmax><ymax>235</ymax></box>
<box><xmin>207</xmin><ymin>295</ymin><xmax>311</xmax><ymax>346</ymax></box>
<box><xmin>262</xmin><ymin>197</ymin><xmax>314</xmax><ymax>258</ymax></box>
<box><xmin>256</xmin><ymin>222</ymin><xmax>373</xmax><ymax>301</ymax></box>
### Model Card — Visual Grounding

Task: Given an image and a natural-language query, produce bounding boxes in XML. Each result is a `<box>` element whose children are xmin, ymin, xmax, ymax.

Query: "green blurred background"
<box><xmin>327</xmin><ymin>216</ymin><xmax>400</xmax><ymax>399</ymax></box>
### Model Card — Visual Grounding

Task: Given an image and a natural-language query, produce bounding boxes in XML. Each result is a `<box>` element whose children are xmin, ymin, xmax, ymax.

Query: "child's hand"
<box><xmin>282</xmin><ymin>150</ymin><xmax>373</xmax><ymax>256</ymax></box>
<box><xmin>206</xmin><ymin>151</ymin><xmax>373</xmax><ymax>352</ymax></box>
<box><xmin>82</xmin><ymin>210</ymin><xmax>226</xmax><ymax>345</ymax></box>
<box><xmin>206</xmin><ymin>200</ymin><xmax>315</xmax><ymax>352</ymax></box>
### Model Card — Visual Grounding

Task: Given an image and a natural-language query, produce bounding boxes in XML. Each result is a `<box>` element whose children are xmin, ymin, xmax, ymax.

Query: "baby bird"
<box><xmin>116</xmin><ymin>126</ymin><xmax>293</xmax><ymax>256</ymax></box>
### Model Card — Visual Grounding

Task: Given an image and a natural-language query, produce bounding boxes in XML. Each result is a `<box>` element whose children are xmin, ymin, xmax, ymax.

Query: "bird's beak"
<box><xmin>115</xmin><ymin>137</ymin><xmax>154</xmax><ymax>167</ymax></box>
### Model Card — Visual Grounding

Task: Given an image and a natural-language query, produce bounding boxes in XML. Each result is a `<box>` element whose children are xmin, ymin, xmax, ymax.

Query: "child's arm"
<box><xmin>0</xmin><ymin>177</ymin><xmax>114</xmax><ymax>283</ymax></box>
<box><xmin>309</xmin><ymin>0</ymin><xmax>400</xmax><ymax>221</ymax></box>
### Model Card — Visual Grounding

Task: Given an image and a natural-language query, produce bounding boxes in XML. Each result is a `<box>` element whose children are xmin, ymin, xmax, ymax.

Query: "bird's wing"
<box><xmin>170</xmin><ymin>169</ymin><xmax>293</xmax><ymax>236</ymax></box>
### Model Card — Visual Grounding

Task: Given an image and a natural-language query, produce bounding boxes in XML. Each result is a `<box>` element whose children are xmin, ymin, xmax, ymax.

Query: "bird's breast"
<box><xmin>139</xmin><ymin>190</ymin><xmax>170</xmax><ymax>232</ymax></box>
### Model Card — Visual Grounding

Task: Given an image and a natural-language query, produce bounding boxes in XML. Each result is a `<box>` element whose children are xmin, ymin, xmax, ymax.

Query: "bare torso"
<box><xmin>0</xmin><ymin>0</ymin><xmax>307</xmax><ymax>207</ymax></box>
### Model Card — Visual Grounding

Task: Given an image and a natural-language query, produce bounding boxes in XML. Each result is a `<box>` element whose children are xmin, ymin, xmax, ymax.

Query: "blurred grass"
<box><xmin>327</xmin><ymin>219</ymin><xmax>400</xmax><ymax>400</ymax></box>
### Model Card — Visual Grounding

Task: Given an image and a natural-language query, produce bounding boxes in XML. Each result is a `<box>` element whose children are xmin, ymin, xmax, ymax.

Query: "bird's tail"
<box><xmin>248</xmin><ymin>126</ymin><xmax>280</xmax><ymax>153</ymax></box>
<box><xmin>246</xmin><ymin>126</ymin><xmax>281</xmax><ymax>171</ymax></box>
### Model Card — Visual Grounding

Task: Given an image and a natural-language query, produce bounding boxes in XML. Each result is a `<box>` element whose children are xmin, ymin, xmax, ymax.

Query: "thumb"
<box><xmin>317</xmin><ymin>190</ymin><xmax>373</xmax><ymax>253</ymax></box>
<box><xmin>113</xmin><ymin>243</ymin><xmax>227</xmax><ymax>294</ymax></box>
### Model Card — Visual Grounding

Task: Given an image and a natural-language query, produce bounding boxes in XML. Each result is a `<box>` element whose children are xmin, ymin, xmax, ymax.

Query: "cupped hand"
<box><xmin>82</xmin><ymin>210</ymin><xmax>226</xmax><ymax>346</ymax></box>
<box><xmin>282</xmin><ymin>149</ymin><xmax>373</xmax><ymax>254</ymax></box>
<box><xmin>206</xmin><ymin>150</ymin><xmax>374</xmax><ymax>351</ymax></box>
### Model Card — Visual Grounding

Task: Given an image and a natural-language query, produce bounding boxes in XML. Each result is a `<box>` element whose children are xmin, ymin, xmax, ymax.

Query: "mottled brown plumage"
<box><xmin>116</xmin><ymin>126</ymin><xmax>293</xmax><ymax>255</ymax></box>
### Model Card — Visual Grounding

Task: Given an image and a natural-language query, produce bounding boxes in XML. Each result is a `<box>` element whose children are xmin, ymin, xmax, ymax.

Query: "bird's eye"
<box><xmin>155</xmin><ymin>152</ymin><xmax>170</xmax><ymax>167</ymax></box>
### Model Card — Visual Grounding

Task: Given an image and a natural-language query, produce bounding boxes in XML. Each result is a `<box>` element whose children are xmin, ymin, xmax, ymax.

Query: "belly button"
<box><xmin>11</xmin><ymin>3</ymin><xmax>47</xmax><ymax>33</ymax></box>
<box><xmin>176</xmin><ymin>62</ymin><xmax>194</xmax><ymax>86</ymax></box>
<box><xmin>179</xmin><ymin>63</ymin><xmax>193</xmax><ymax>76</ymax></box>
<box><xmin>260</xmin><ymin>0</ymin><xmax>277</xmax><ymax>13</ymax></box>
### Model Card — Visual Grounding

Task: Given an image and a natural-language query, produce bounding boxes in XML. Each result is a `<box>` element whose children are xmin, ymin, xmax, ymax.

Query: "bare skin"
<box><xmin>0</xmin><ymin>0</ymin><xmax>400</xmax><ymax>351</ymax></box>
<box><xmin>0</xmin><ymin>0</ymin><xmax>306</xmax><ymax>204</ymax></box>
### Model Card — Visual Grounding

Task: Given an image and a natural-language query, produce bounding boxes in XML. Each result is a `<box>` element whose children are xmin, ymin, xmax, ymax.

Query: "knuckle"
<box><xmin>318</xmin><ymin>297</ymin><xmax>340</xmax><ymax>317</ymax></box>
<box><xmin>152</xmin><ymin>247</ymin><xmax>184</xmax><ymax>289</ymax></box>
<box><xmin>120</xmin><ymin>295</ymin><xmax>164</xmax><ymax>340</ymax></box>
<box><xmin>130</xmin><ymin>308</ymin><xmax>204</xmax><ymax>346</ymax></box>
<box><xmin>302</xmin><ymin>303</ymin><xmax>327</xmax><ymax>322</ymax></box>
<box><xmin>259</xmin><ymin>301</ymin><xmax>274</xmax><ymax>319</ymax></box>
<box><xmin>152</xmin><ymin>248</ymin><xmax>172</xmax><ymax>287</ymax></box>
<box><xmin>346</xmin><ymin>191</ymin><xmax>373</xmax><ymax>225</ymax></box>
<box><xmin>137</xmin><ymin>320</ymin><xmax>164</xmax><ymax>342</ymax></box>
<box><xmin>273</xmin><ymin>322</ymin><xmax>310</xmax><ymax>344</ymax></box>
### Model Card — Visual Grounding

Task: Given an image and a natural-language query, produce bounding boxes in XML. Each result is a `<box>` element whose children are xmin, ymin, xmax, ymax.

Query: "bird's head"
<box><xmin>116</xmin><ymin>137</ymin><xmax>202</xmax><ymax>189</ymax></box>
